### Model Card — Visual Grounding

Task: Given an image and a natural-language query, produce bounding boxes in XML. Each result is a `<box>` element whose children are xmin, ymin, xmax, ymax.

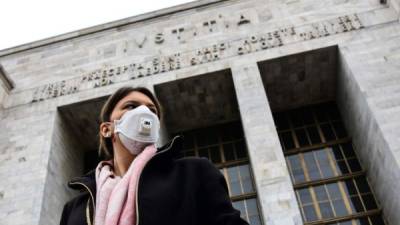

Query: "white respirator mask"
<box><xmin>113</xmin><ymin>105</ymin><xmax>160</xmax><ymax>155</ymax></box>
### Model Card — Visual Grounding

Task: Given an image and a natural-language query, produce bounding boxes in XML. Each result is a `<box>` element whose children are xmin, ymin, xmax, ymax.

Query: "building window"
<box><xmin>273</xmin><ymin>101</ymin><xmax>387</xmax><ymax>225</ymax></box>
<box><xmin>177</xmin><ymin>121</ymin><xmax>262</xmax><ymax>225</ymax></box>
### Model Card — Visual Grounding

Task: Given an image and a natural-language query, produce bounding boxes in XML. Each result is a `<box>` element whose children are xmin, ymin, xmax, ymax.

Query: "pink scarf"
<box><xmin>94</xmin><ymin>144</ymin><xmax>157</xmax><ymax>225</ymax></box>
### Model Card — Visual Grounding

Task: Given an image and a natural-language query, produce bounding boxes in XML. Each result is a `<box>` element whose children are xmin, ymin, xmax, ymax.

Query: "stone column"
<box><xmin>230</xmin><ymin>61</ymin><xmax>303</xmax><ymax>225</ymax></box>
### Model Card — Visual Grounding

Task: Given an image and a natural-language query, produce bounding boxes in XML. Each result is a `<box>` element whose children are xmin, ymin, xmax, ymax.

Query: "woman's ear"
<box><xmin>100</xmin><ymin>122</ymin><xmax>113</xmax><ymax>138</ymax></box>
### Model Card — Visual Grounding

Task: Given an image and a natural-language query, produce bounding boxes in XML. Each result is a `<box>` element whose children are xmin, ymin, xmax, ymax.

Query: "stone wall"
<box><xmin>337</xmin><ymin>21</ymin><xmax>400</xmax><ymax>224</ymax></box>
<box><xmin>0</xmin><ymin>102</ymin><xmax>54</xmax><ymax>225</ymax></box>
<box><xmin>0</xmin><ymin>0</ymin><xmax>387</xmax><ymax>108</ymax></box>
<box><xmin>0</xmin><ymin>82</ymin><xmax>8</xmax><ymax>108</ymax></box>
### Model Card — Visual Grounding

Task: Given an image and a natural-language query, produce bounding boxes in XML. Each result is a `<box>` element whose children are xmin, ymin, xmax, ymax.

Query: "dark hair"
<box><xmin>98</xmin><ymin>86</ymin><xmax>163</xmax><ymax>159</ymax></box>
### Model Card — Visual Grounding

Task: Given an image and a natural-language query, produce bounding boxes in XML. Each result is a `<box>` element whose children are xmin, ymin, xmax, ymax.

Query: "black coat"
<box><xmin>59</xmin><ymin>135</ymin><xmax>250</xmax><ymax>225</ymax></box>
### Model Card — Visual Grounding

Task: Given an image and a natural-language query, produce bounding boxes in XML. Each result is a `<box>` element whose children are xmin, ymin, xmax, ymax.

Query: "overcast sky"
<box><xmin>0</xmin><ymin>0</ymin><xmax>194</xmax><ymax>51</ymax></box>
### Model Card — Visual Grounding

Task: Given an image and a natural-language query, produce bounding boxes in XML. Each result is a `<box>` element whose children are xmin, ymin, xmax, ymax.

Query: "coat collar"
<box><xmin>67</xmin><ymin>134</ymin><xmax>184</xmax><ymax>200</ymax></box>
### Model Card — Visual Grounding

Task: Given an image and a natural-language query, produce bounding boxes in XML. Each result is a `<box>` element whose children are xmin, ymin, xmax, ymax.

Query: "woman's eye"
<box><xmin>150</xmin><ymin>108</ymin><xmax>157</xmax><ymax>114</ymax></box>
<box><xmin>124</xmin><ymin>104</ymin><xmax>156</xmax><ymax>114</ymax></box>
<box><xmin>125</xmin><ymin>104</ymin><xmax>137</xmax><ymax>110</ymax></box>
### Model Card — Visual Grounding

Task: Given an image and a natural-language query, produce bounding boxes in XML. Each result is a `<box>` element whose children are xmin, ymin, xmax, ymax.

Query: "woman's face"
<box><xmin>110</xmin><ymin>91</ymin><xmax>158</xmax><ymax>122</ymax></box>
<box><xmin>100</xmin><ymin>91</ymin><xmax>158</xmax><ymax>138</ymax></box>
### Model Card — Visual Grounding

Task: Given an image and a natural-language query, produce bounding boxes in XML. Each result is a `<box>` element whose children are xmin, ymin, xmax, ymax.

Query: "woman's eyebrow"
<box><xmin>124</xmin><ymin>100</ymin><xmax>156</xmax><ymax>108</ymax></box>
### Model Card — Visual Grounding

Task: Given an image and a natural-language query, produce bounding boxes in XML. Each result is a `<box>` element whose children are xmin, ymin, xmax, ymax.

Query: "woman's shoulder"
<box><xmin>174</xmin><ymin>156</ymin><xmax>221</xmax><ymax>174</ymax></box>
<box><xmin>175</xmin><ymin>156</ymin><xmax>213</xmax><ymax>166</ymax></box>
<box><xmin>60</xmin><ymin>192</ymin><xmax>90</xmax><ymax>225</ymax></box>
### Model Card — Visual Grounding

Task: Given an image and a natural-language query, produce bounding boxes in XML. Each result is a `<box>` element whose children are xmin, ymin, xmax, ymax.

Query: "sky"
<box><xmin>0</xmin><ymin>0</ymin><xmax>194</xmax><ymax>51</ymax></box>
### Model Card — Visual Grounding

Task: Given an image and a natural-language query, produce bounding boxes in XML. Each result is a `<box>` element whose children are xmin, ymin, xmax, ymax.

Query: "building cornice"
<box><xmin>0</xmin><ymin>0</ymin><xmax>230</xmax><ymax>57</ymax></box>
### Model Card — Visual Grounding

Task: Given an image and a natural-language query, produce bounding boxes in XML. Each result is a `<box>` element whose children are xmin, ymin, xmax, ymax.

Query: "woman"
<box><xmin>59</xmin><ymin>86</ymin><xmax>250</xmax><ymax>225</ymax></box>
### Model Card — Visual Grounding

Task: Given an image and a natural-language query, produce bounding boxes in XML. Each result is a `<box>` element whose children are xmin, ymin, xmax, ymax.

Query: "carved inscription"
<box><xmin>237</xmin><ymin>15</ymin><xmax>251</xmax><ymax>26</ymax></box>
<box><xmin>32</xmin><ymin>80</ymin><xmax>80</xmax><ymax>102</ymax></box>
<box><xmin>134</xmin><ymin>35</ymin><xmax>147</xmax><ymax>48</ymax></box>
<box><xmin>154</xmin><ymin>33</ymin><xmax>164</xmax><ymax>44</ymax></box>
<box><xmin>132</xmin><ymin>11</ymin><xmax>253</xmax><ymax>48</ymax></box>
<box><xmin>31</xmin><ymin>14</ymin><xmax>363</xmax><ymax>103</ymax></box>
<box><xmin>171</xmin><ymin>27</ymin><xmax>185</xmax><ymax>40</ymax></box>
<box><xmin>203</xmin><ymin>20</ymin><xmax>218</xmax><ymax>32</ymax></box>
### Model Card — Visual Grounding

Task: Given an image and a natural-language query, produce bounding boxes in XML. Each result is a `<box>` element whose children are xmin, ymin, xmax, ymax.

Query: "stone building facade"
<box><xmin>0</xmin><ymin>0</ymin><xmax>399</xmax><ymax>224</ymax></box>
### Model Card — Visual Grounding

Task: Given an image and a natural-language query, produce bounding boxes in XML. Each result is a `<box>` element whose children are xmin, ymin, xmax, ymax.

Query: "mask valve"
<box><xmin>139</xmin><ymin>117</ymin><xmax>153</xmax><ymax>135</ymax></box>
